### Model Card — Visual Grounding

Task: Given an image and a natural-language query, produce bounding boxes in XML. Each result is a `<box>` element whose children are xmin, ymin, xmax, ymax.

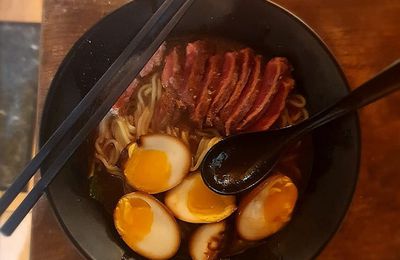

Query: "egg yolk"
<box><xmin>263</xmin><ymin>179</ymin><xmax>297</xmax><ymax>224</ymax></box>
<box><xmin>187</xmin><ymin>174</ymin><xmax>233</xmax><ymax>215</ymax></box>
<box><xmin>124</xmin><ymin>148</ymin><xmax>171</xmax><ymax>193</ymax></box>
<box><xmin>114</xmin><ymin>197</ymin><xmax>153</xmax><ymax>246</ymax></box>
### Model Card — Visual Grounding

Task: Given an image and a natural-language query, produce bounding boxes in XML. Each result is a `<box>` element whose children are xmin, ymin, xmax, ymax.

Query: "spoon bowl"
<box><xmin>201</xmin><ymin>59</ymin><xmax>400</xmax><ymax>195</ymax></box>
<box><xmin>201</xmin><ymin>128</ymin><xmax>292</xmax><ymax>194</ymax></box>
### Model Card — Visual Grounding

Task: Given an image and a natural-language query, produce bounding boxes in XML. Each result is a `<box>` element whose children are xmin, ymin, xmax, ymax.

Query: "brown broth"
<box><xmin>88</xmin><ymin>138</ymin><xmax>313</xmax><ymax>258</ymax></box>
<box><xmin>89</xmin><ymin>36</ymin><xmax>314</xmax><ymax>259</ymax></box>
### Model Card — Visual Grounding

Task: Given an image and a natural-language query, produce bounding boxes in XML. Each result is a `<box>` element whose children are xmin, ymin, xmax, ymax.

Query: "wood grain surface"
<box><xmin>32</xmin><ymin>0</ymin><xmax>400</xmax><ymax>259</ymax></box>
<box><xmin>0</xmin><ymin>0</ymin><xmax>43</xmax><ymax>23</ymax></box>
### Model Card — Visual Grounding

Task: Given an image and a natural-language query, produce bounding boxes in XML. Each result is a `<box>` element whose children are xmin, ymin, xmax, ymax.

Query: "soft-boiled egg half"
<box><xmin>236</xmin><ymin>173</ymin><xmax>298</xmax><ymax>241</ymax></box>
<box><xmin>123</xmin><ymin>134</ymin><xmax>191</xmax><ymax>194</ymax></box>
<box><xmin>189</xmin><ymin>221</ymin><xmax>226</xmax><ymax>260</ymax></box>
<box><xmin>165</xmin><ymin>172</ymin><xmax>236</xmax><ymax>223</ymax></box>
<box><xmin>114</xmin><ymin>192</ymin><xmax>180</xmax><ymax>259</ymax></box>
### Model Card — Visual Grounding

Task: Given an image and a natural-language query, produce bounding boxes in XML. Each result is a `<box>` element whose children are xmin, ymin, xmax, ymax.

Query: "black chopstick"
<box><xmin>0</xmin><ymin>0</ymin><xmax>177</xmax><ymax>217</ymax></box>
<box><xmin>0</xmin><ymin>0</ymin><xmax>178</xmax><ymax>219</ymax></box>
<box><xmin>0</xmin><ymin>0</ymin><xmax>194</xmax><ymax>236</ymax></box>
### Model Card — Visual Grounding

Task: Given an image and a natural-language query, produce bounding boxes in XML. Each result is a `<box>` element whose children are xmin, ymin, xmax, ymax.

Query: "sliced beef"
<box><xmin>161</xmin><ymin>46</ymin><xmax>184</xmax><ymax>91</ymax></box>
<box><xmin>113</xmin><ymin>79</ymin><xmax>140</xmax><ymax>110</ymax></box>
<box><xmin>114</xmin><ymin>43</ymin><xmax>167</xmax><ymax>111</ymax></box>
<box><xmin>191</xmin><ymin>55</ymin><xmax>223</xmax><ymax>128</ymax></box>
<box><xmin>236</xmin><ymin>57</ymin><xmax>291</xmax><ymax>131</ymax></box>
<box><xmin>181</xmin><ymin>41</ymin><xmax>209</xmax><ymax>109</ymax></box>
<box><xmin>206</xmin><ymin>52</ymin><xmax>239</xmax><ymax>127</ymax></box>
<box><xmin>152</xmin><ymin>90</ymin><xmax>181</xmax><ymax>130</ymax></box>
<box><xmin>140</xmin><ymin>42</ymin><xmax>166</xmax><ymax>78</ymax></box>
<box><xmin>224</xmin><ymin>55</ymin><xmax>262</xmax><ymax>135</ymax></box>
<box><xmin>154</xmin><ymin>47</ymin><xmax>185</xmax><ymax>130</ymax></box>
<box><xmin>155</xmin><ymin>41</ymin><xmax>210</xmax><ymax>130</ymax></box>
<box><xmin>219</xmin><ymin>48</ymin><xmax>254</xmax><ymax>127</ymax></box>
<box><xmin>246</xmin><ymin>77</ymin><xmax>295</xmax><ymax>131</ymax></box>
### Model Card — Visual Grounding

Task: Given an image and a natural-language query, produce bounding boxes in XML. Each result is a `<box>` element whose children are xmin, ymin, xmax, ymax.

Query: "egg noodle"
<box><xmin>95</xmin><ymin>114</ymin><xmax>135</xmax><ymax>174</ymax></box>
<box><xmin>279</xmin><ymin>94</ymin><xmax>309</xmax><ymax>128</ymax></box>
<box><xmin>94</xmin><ymin>73</ymin><xmax>307</xmax><ymax>175</ymax></box>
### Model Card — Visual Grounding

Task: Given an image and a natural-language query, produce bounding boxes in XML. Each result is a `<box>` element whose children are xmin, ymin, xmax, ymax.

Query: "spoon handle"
<box><xmin>294</xmin><ymin>59</ymin><xmax>400</xmax><ymax>136</ymax></box>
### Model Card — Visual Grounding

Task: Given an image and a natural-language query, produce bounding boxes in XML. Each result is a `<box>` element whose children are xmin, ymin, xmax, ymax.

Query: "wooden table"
<box><xmin>32</xmin><ymin>0</ymin><xmax>400</xmax><ymax>259</ymax></box>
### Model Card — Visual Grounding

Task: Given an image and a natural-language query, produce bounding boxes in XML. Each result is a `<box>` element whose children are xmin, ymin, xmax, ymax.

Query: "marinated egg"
<box><xmin>236</xmin><ymin>174</ymin><xmax>298</xmax><ymax>241</ymax></box>
<box><xmin>165</xmin><ymin>172</ymin><xmax>236</xmax><ymax>223</ymax></box>
<box><xmin>189</xmin><ymin>221</ymin><xmax>226</xmax><ymax>260</ymax></box>
<box><xmin>114</xmin><ymin>192</ymin><xmax>180</xmax><ymax>259</ymax></box>
<box><xmin>123</xmin><ymin>134</ymin><xmax>191</xmax><ymax>194</ymax></box>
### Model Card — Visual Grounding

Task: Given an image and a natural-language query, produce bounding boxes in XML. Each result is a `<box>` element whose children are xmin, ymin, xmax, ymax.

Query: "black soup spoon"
<box><xmin>201</xmin><ymin>59</ymin><xmax>400</xmax><ymax>195</ymax></box>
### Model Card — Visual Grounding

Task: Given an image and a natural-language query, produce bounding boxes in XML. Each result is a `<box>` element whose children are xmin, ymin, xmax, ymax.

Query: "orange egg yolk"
<box><xmin>124</xmin><ymin>148</ymin><xmax>171</xmax><ymax>193</ymax></box>
<box><xmin>263</xmin><ymin>179</ymin><xmax>298</xmax><ymax>224</ymax></box>
<box><xmin>187</xmin><ymin>174</ymin><xmax>233</xmax><ymax>215</ymax></box>
<box><xmin>114</xmin><ymin>197</ymin><xmax>153</xmax><ymax>246</ymax></box>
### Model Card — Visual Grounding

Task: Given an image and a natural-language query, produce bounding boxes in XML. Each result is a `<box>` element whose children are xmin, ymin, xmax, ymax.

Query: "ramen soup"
<box><xmin>89</xmin><ymin>37</ymin><xmax>311</xmax><ymax>260</ymax></box>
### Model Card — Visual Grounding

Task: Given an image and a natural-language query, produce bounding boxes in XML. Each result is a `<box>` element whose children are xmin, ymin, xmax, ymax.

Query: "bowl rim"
<box><xmin>39</xmin><ymin>0</ymin><xmax>361</xmax><ymax>259</ymax></box>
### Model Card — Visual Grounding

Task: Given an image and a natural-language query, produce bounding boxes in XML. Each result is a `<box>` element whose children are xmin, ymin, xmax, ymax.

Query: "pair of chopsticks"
<box><xmin>0</xmin><ymin>0</ymin><xmax>195</xmax><ymax>236</ymax></box>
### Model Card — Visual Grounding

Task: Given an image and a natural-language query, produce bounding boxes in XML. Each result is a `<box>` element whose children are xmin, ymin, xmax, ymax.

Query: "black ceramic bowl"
<box><xmin>40</xmin><ymin>0</ymin><xmax>360</xmax><ymax>259</ymax></box>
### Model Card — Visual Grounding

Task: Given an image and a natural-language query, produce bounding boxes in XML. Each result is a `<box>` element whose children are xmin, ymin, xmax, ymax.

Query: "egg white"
<box><xmin>115</xmin><ymin>192</ymin><xmax>180</xmax><ymax>259</ymax></box>
<box><xmin>127</xmin><ymin>134</ymin><xmax>191</xmax><ymax>193</ymax></box>
<box><xmin>165</xmin><ymin>172</ymin><xmax>236</xmax><ymax>223</ymax></box>
<box><xmin>189</xmin><ymin>222</ymin><xmax>226</xmax><ymax>260</ymax></box>
<box><xmin>236</xmin><ymin>174</ymin><xmax>297</xmax><ymax>241</ymax></box>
